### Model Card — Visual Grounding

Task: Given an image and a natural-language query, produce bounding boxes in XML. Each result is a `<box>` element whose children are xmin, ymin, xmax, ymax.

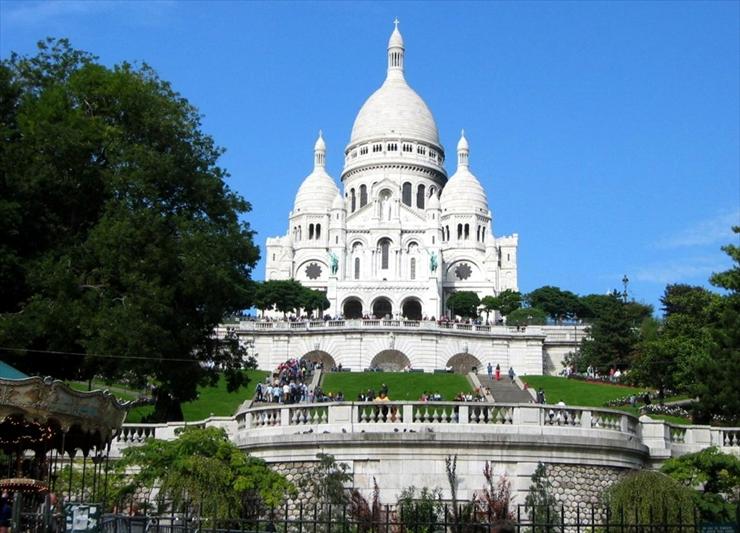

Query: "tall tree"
<box><xmin>526</xmin><ymin>286</ymin><xmax>580</xmax><ymax>322</ymax></box>
<box><xmin>446</xmin><ymin>291</ymin><xmax>480</xmax><ymax>319</ymax></box>
<box><xmin>0</xmin><ymin>39</ymin><xmax>260</xmax><ymax>420</ymax></box>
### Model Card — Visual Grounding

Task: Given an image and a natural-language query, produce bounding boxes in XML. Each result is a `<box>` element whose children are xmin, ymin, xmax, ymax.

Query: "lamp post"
<box><xmin>621</xmin><ymin>275</ymin><xmax>629</xmax><ymax>303</ymax></box>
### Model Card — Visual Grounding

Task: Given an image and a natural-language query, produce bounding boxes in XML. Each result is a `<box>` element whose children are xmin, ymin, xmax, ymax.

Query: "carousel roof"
<box><xmin>0</xmin><ymin>360</ymin><xmax>28</xmax><ymax>380</ymax></box>
<box><xmin>0</xmin><ymin>376</ymin><xmax>128</xmax><ymax>455</ymax></box>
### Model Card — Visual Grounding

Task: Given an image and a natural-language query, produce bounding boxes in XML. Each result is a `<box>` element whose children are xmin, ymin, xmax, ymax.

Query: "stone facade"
<box><xmin>546</xmin><ymin>463</ymin><xmax>629</xmax><ymax>521</ymax></box>
<box><xmin>265</xmin><ymin>24</ymin><xmax>518</xmax><ymax>322</ymax></box>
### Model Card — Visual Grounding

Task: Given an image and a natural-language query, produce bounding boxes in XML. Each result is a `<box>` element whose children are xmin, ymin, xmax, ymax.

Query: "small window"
<box><xmin>432</xmin><ymin>236</ymin><xmax>435</xmax><ymax>244</ymax></box>
<box><xmin>360</xmin><ymin>146</ymin><xmax>368</xmax><ymax>155</ymax></box>
<box><xmin>360</xmin><ymin>184</ymin><xmax>368</xmax><ymax>207</ymax></box>
<box><xmin>335</xmin><ymin>236</ymin><xmax>338</xmax><ymax>244</ymax></box>
<box><xmin>482</xmin><ymin>228</ymin><xmax>486</xmax><ymax>242</ymax></box>
<box><xmin>457</xmin><ymin>224</ymin><xmax>462</xmax><ymax>240</ymax></box>
<box><xmin>417</xmin><ymin>146</ymin><xmax>426</xmax><ymax>155</ymax></box>
<box><xmin>373</xmin><ymin>144</ymin><xmax>382</xmax><ymax>153</ymax></box>
<box><xmin>507</xmin><ymin>253</ymin><xmax>510</xmax><ymax>261</ymax></box>
<box><xmin>387</xmin><ymin>143</ymin><xmax>397</xmax><ymax>152</ymax></box>
<box><xmin>272</xmin><ymin>253</ymin><xmax>275</xmax><ymax>261</ymax></box>
<box><xmin>410</xmin><ymin>257</ymin><xmax>416</xmax><ymax>280</ymax></box>
<box><xmin>464</xmin><ymin>224</ymin><xmax>470</xmax><ymax>240</ymax></box>
<box><xmin>416</xmin><ymin>184</ymin><xmax>425</xmax><ymax>209</ymax></box>
<box><xmin>402</xmin><ymin>182</ymin><xmax>412</xmax><ymax>206</ymax></box>
<box><xmin>354</xmin><ymin>257</ymin><xmax>360</xmax><ymax>280</ymax></box>
<box><xmin>403</xmin><ymin>143</ymin><xmax>413</xmax><ymax>152</ymax></box>
<box><xmin>380</xmin><ymin>239</ymin><xmax>390</xmax><ymax>270</ymax></box>
<box><xmin>351</xmin><ymin>189</ymin><xmax>356</xmax><ymax>212</ymax></box>
<box><xmin>315</xmin><ymin>224</ymin><xmax>321</xmax><ymax>239</ymax></box>
<box><xmin>309</xmin><ymin>224</ymin><xmax>314</xmax><ymax>240</ymax></box>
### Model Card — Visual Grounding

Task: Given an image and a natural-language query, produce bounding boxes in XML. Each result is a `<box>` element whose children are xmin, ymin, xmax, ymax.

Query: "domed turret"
<box><xmin>294</xmin><ymin>131</ymin><xmax>340</xmax><ymax>213</ymax></box>
<box><xmin>440</xmin><ymin>131</ymin><xmax>488</xmax><ymax>214</ymax></box>
<box><xmin>331</xmin><ymin>192</ymin><xmax>344</xmax><ymax>210</ymax></box>
<box><xmin>348</xmin><ymin>21</ymin><xmax>441</xmax><ymax>147</ymax></box>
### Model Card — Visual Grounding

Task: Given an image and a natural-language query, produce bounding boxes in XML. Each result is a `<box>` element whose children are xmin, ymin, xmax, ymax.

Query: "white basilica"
<box><xmin>265</xmin><ymin>23</ymin><xmax>519</xmax><ymax>321</ymax></box>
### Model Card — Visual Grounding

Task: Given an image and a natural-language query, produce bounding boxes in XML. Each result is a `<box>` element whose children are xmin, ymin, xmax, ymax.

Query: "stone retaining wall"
<box><xmin>546</xmin><ymin>463</ymin><xmax>630</xmax><ymax>521</ymax></box>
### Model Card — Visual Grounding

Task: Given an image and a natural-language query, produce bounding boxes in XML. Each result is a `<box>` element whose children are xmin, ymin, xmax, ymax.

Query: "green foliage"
<box><xmin>0</xmin><ymin>39</ymin><xmax>260</xmax><ymax>421</ymax></box>
<box><xmin>578</xmin><ymin>293</ymin><xmax>652</xmax><ymax>371</ymax></box>
<box><xmin>310</xmin><ymin>453</ymin><xmax>353</xmax><ymax>506</ymax></box>
<box><xmin>446</xmin><ymin>291</ymin><xmax>481</xmax><ymax>319</ymax></box>
<box><xmin>117</xmin><ymin>427</ymin><xmax>294</xmax><ymax>519</ymax></box>
<box><xmin>397</xmin><ymin>486</ymin><xmax>443</xmax><ymax>533</ymax></box>
<box><xmin>481</xmin><ymin>291</ymin><xmax>522</xmax><ymax>321</ymax></box>
<box><xmin>524</xmin><ymin>463</ymin><xmax>560</xmax><ymax>532</ymax></box>
<box><xmin>604</xmin><ymin>470</ymin><xmax>695</xmax><ymax>530</ymax></box>
<box><xmin>253</xmin><ymin>279</ymin><xmax>327</xmax><ymax>318</ymax></box>
<box><xmin>506</xmin><ymin>307</ymin><xmax>547</xmax><ymax>326</ymax></box>
<box><xmin>321</xmin><ymin>372</ymin><xmax>472</xmax><ymax>401</ymax></box>
<box><xmin>662</xmin><ymin>447</ymin><xmax>740</xmax><ymax>523</ymax></box>
<box><xmin>301</xmin><ymin>287</ymin><xmax>330</xmax><ymax>318</ymax></box>
<box><xmin>526</xmin><ymin>286</ymin><xmax>581</xmax><ymax>322</ymax></box>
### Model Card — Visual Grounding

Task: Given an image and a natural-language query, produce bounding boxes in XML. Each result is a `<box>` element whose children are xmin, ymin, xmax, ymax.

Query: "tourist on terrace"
<box><xmin>487</xmin><ymin>362</ymin><xmax>493</xmax><ymax>379</ymax></box>
<box><xmin>495</xmin><ymin>364</ymin><xmax>501</xmax><ymax>381</ymax></box>
<box><xmin>508</xmin><ymin>366</ymin><xmax>515</xmax><ymax>382</ymax></box>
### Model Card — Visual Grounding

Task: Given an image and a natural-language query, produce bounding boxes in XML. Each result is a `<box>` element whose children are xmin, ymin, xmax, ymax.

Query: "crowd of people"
<box><xmin>254</xmin><ymin>358</ymin><xmax>315</xmax><ymax>404</ymax></box>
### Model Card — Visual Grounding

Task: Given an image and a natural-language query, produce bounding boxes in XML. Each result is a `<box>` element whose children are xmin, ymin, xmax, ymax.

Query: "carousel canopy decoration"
<box><xmin>0</xmin><ymin>376</ymin><xmax>128</xmax><ymax>455</ymax></box>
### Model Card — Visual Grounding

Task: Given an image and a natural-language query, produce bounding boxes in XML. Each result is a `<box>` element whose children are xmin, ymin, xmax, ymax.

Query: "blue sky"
<box><xmin>2</xmin><ymin>1</ymin><xmax>738</xmax><ymax>314</ymax></box>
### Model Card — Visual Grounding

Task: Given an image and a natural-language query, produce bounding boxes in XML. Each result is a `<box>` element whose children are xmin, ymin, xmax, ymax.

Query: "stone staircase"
<box><xmin>477</xmin><ymin>374</ymin><xmax>533</xmax><ymax>403</ymax></box>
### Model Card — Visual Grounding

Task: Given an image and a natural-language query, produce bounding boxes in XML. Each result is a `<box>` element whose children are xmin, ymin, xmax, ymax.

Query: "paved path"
<box><xmin>477</xmin><ymin>374</ymin><xmax>532</xmax><ymax>403</ymax></box>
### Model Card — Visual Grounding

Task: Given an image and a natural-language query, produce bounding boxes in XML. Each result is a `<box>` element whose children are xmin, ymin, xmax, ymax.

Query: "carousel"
<box><xmin>0</xmin><ymin>375</ymin><xmax>127</xmax><ymax>531</ymax></box>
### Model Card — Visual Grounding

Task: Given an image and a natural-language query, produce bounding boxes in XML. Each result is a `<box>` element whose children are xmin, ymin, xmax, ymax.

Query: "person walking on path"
<box><xmin>487</xmin><ymin>362</ymin><xmax>493</xmax><ymax>379</ymax></box>
<box><xmin>508</xmin><ymin>366</ymin><xmax>515</xmax><ymax>383</ymax></box>
<box><xmin>495</xmin><ymin>364</ymin><xmax>501</xmax><ymax>381</ymax></box>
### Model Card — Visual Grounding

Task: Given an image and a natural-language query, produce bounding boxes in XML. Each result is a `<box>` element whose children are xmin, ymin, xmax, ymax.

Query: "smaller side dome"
<box><xmin>427</xmin><ymin>191</ymin><xmax>440</xmax><ymax>210</ymax></box>
<box><xmin>440</xmin><ymin>131</ymin><xmax>488</xmax><ymax>214</ymax></box>
<box><xmin>331</xmin><ymin>192</ymin><xmax>344</xmax><ymax>210</ymax></box>
<box><xmin>294</xmin><ymin>132</ymin><xmax>340</xmax><ymax>213</ymax></box>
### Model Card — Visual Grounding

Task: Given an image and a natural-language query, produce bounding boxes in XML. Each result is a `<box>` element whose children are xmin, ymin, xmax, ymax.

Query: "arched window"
<box><xmin>354</xmin><ymin>257</ymin><xmax>360</xmax><ymax>280</ymax></box>
<box><xmin>416</xmin><ymin>184</ymin><xmax>425</xmax><ymax>209</ymax></box>
<box><xmin>457</xmin><ymin>224</ymin><xmax>463</xmax><ymax>240</ymax></box>
<box><xmin>379</xmin><ymin>239</ymin><xmax>390</xmax><ymax>270</ymax></box>
<box><xmin>482</xmin><ymin>227</ymin><xmax>486</xmax><ymax>242</ymax></box>
<box><xmin>445</xmin><ymin>226</ymin><xmax>449</xmax><ymax>241</ymax></box>
<box><xmin>429</xmin><ymin>186</ymin><xmax>436</xmax><ymax>197</ymax></box>
<box><xmin>476</xmin><ymin>226</ymin><xmax>480</xmax><ymax>241</ymax></box>
<box><xmin>410</xmin><ymin>257</ymin><xmax>416</xmax><ymax>280</ymax></box>
<box><xmin>315</xmin><ymin>224</ymin><xmax>321</xmax><ymax>239</ymax></box>
<box><xmin>309</xmin><ymin>224</ymin><xmax>314</xmax><ymax>240</ymax></box>
<box><xmin>402</xmin><ymin>182</ymin><xmax>412</xmax><ymax>206</ymax></box>
<box><xmin>360</xmin><ymin>184</ymin><xmax>367</xmax><ymax>207</ymax></box>
<box><xmin>350</xmin><ymin>189</ymin><xmax>356</xmax><ymax>212</ymax></box>
<box><xmin>464</xmin><ymin>224</ymin><xmax>470</xmax><ymax>239</ymax></box>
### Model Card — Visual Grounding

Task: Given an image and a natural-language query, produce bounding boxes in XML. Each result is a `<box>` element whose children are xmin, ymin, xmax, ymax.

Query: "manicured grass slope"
<box><xmin>69</xmin><ymin>370</ymin><xmax>269</xmax><ymax>423</ymax></box>
<box><xmin>521</xmin><ymin>375</ymin><xmax>647</xmax><ymax>407</ymax></box>
<box><xmin>321</xmin><ymin>372</ymin><xmax>472</xmax><ymax>401</ymax></box>
<box><xmin>521</xmin><ymin>375</ymin><xmax>692</xmax><ymax>425</ymax></box>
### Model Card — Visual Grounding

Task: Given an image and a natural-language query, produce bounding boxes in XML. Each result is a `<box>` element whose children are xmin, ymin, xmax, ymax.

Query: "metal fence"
<box><xmin>94</xmin><ymin>502</ymin><xmax>716</xmax><ymax>533</ymax></box>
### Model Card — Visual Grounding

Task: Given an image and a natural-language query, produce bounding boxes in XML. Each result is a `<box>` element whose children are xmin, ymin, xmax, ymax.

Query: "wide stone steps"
<box><xmin>477</xmin><ymin>373</ymin><xmax>532</xmax><ymax>403</ymax></box>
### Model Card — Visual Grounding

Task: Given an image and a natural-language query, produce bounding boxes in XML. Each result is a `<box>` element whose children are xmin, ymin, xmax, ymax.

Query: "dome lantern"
<box><xmin>457</xmin><ymin>129</ymin><xmax>469</xmax><ymax>168</ymax></box>
<box><xmin>314</xmin><ymin>130</ymin><xmax>326</xmax><ymax>168</ymax></box>
<box><xmin>387</xmin><ymin>18</ymin><xmax>405</xmax><ymax>80</ymax></box>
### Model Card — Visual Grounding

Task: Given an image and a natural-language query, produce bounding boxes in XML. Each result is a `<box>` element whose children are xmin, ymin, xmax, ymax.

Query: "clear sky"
<box><xmin>2</xmin><ymin>0</ymin><xmax>738</xmax><ymax>314</ymax></box>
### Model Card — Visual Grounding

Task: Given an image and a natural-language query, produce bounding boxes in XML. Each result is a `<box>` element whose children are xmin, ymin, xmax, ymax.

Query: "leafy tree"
<box><xmin>526</xmin><ymin>286</ymin><xmax>580</xmax><ymax>322</ymax></box>
<box><xmin>310</xmin><ymin>453</ymin><xmax>353</xmax><ymax>506</ymax></box>
<box><xmin>578</xmin><ymin>294</ymin><xmax>651</xmax><ymax>371</ymax></box>
<box><xmin>524</xmin><ymin>463</ymin><xmax>560</xmax><ymax>533</ymax></box>
<box><xmin>661</xmin><ymin>447</ymin><xmax>740</xmax><ymax>523</ymax></box>
<box><xmin>661</xmin><ymin>284</ymin><xmax>719</xmax><ymax>320</ymax></box>
<box><xmin>0</xmin><ymin>39</ymin><xmax>260</xmax><ymax>421</ymax></box>
<box><xmin>497</xmin><ymin>290</ymin><xmax>522</xmax><ymax>317</ymax></box>
<box><xmin>446</xmin><ymin>291</ymin><xmax>480</xmax><ymax>319</ymax></box>
<box><xmin>480</xmin><ymin>295</ymin><xmax>498</xmax><ymax>323</ymax></box>
<box><xmin>692</xmin><ymin>226</ymin><xmax>740</xmax><ymax>423</ymax></box>
<box><xmin>301</xmin><ymin>288</ymin><xmax>330</xmax><ymax>318</ymax></box>
<box><xmin>604</xmin><ymin>471</ymin><xmax>696</xmax><ymax>530</ymax></box>
<box><xmin>506</xmin><ymin>307</ymin><xmax>547</xmax><ymax>326</ymax></box>
<box><xmin>118</xmin><ymin>427</ymin><xmax>294</xmax><ymax>519</ymax></box>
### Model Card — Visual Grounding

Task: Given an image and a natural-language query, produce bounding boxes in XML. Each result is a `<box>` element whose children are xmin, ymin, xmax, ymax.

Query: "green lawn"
<box><xmin>68</xmin><ymin>370</ymin><xmax>270</xmax><ymax>423</ymax></box>
<box><xmin>521</xmin><ymin>375</ymin><xmax>693</xmax><ymax>424</ymax></box>
<box><xmin>321</xmin><ymin>372</ymin><xmax>472</xmax><ymax>402</ymax></box>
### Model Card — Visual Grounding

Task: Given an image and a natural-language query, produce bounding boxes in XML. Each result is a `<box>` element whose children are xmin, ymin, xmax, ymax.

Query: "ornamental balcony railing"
<box><xmin>111</xmin><ymin>403</ymin><xmax>740</xmax><ymax>462</ymax></box>
<box><xmin>217</xmin><ymin>320</ymin><xmax>588</xmax><ymax>342</ymax></box>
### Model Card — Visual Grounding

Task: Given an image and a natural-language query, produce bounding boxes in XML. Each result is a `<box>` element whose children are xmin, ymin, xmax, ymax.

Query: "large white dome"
<box><xmin>348</xmin><ymin>23</ymin><xmax>440</xmax><ymax>147</ymax></box>
<box><xmin>350</xmin><ymin>78</ymin><xmax>440</xmax><ymax>146</ymax></box>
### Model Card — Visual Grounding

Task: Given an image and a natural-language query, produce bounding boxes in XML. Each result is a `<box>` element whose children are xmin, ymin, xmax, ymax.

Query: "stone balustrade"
<box><xmin>111</xmin><ymin>402</ymin><xmax>738</xmax><ymax>464</ymax></box>
<box><xmin>219</xmin><ymin>319</ymin><xmax>588</xmax><ymax>340</ymax></box>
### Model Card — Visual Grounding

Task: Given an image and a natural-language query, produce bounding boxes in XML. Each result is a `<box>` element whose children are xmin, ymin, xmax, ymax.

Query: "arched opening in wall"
<box><xmin>378</xmin><ymin>238</ymin><xmax>391</xmax><ymax>270</ymax></box>
<box><xmin>316</xmin><ymin>224</ymin><xmax>321</xmax><ymax>239</ymax></box>
<box><xmin>446</xmin><ymin>353</ymin><xmax>482</xmax><ymax>374</ymax></box>
<box><xmin>343</xmin><ymin>298</ymin><xmax>363</xmax><ymax>319</ymax></box>
<box><xmin>402</xmin><ymin>182</ymin><xmax>412</xmax><ymax>206</ymax></box>
<box><xmin>416</xmin><ymin>184</ymin><xmax>425</xmax><ymax>209</ymax></box>
<box><xmin>360</xmin><ymin>184</ymin><xmax>368</xmax><ymax>207</ymax></box>
<box><xmin>354</xmin><ymin>257</ymin><xmax>360</xmax><ymax>280</ymax></box>
<box><xmin>372</xmin><ymin>297</ymin><xmax>392</xmax><ymax>318</ymax></box>
<box><xmin>402</xmin><ymin>299</ymin><xmax>422</xmax><ymax>320</ymax></box>
<box><xmin>371</xmin><ymin>350</ymin><xmax>411</xmax><ymax>372</ymax></box>
<box><xmin>457</xmin><ymin>224</ymin><xmax>463</xmax><ymax>240</ymax></box>
<box><xmin>351</xmin><ymin>189</ymin><xmax>356</xmax><ymax>212</ymax></box>
<box><xmin>301</xmin><ymin>350</ymin><xmax>336</xmax><ymax>370</ymax></box>
<box><xmin>309</xmin><ymin>224</ymin><xmax>314</xmax><ymax>240</ymax></box>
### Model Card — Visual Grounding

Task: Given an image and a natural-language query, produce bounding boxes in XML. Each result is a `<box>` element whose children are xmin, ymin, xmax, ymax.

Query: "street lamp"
<box><xmin>621</xmin><ymin>275</ymin><xmax>629</xmax><ymax>303</ymax></box>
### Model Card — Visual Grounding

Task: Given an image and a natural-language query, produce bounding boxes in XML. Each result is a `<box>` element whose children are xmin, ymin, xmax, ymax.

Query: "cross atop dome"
<box><xmin>314</xmin><ymin>130</ymin><xmax>326</xmax><ymax>168</ymax></box>
<box><xmin>387</xmin><ymin>18</ymin><xmax>405</xmax><ymax>78</ymax></box>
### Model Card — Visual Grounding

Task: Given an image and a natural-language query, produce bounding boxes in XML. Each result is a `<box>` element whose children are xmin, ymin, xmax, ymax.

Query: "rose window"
<box><xmin>455</xmin><ymin>263</ymin><xmax>472</xmax><ymax>280</ymax></box>
<box><xmin>305</xmin><ymin>263</ymin><xmax>322</xmax><ymax>280</ymax></box>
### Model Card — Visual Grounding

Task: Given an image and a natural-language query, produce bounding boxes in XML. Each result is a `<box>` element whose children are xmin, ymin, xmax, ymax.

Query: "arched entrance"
<box><xmin>372</xmin><ymin>297</ymin><xmax>392</xmax><ymax>318</ymax></box>
<box><xmin>301</xmin><ymin>350</ymin><xmax>337</xmax><ymax>370</ymax></box>
<box><xmin>446</xmin><ymin>353</ymin><xmax>482</xmax><ymax>374</ymax></box>
<box><xmin>371</xmin><ymin>350</ymin><xmax>411</xmax><ymax>372</ymax></box>
<box><xmin>343</xmin><ymin>298</ymin><xmax>363</xmax><ymax>319</ymax></box>
<box><xmin>402</xmin><ymin>299</ymin><xmax>422</xmax><ymax>320</ymax></box>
